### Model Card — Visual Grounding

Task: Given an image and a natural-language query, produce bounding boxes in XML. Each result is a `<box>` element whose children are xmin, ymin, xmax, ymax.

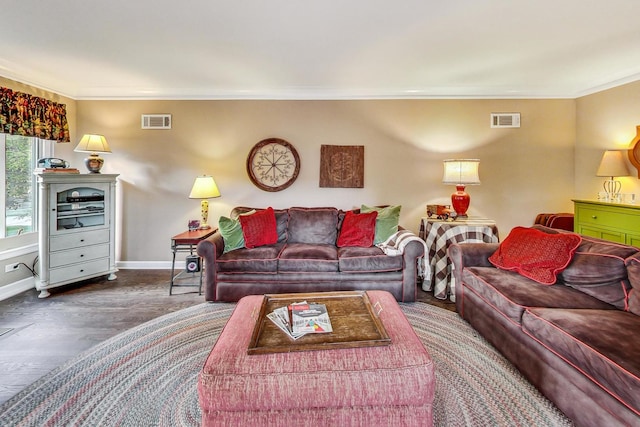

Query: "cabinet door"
<box><xmin>50</xmin><ymin>183</ymin><xmax>109</xmax><ymax>234</ymax></box>
<box><xmin>576</xmin><ymin>224</ymin><xmax>625</xmax><ymax>243</ymax></box>
<box><xmin>626</xmin><ymin>233</ymin><xmax>640</xmax><ymax>248</ymax></box>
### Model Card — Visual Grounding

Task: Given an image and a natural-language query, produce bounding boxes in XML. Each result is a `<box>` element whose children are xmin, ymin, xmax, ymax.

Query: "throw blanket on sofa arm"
<box><xmin>376</xmin><ymin>230</ymin><xmax>429</xmax><ymax>278</ymax></box>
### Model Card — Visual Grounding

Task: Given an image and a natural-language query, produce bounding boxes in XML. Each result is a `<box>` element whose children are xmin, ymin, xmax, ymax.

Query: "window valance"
<box><xmin>0</xmin><ymin>87</ymin><xmax>70</xmax><ymax>142</ymax></box>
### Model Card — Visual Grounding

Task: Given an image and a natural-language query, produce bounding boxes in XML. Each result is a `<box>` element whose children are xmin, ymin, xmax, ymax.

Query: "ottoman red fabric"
<box><xmin>198</xmin><ymin>290</ymin><xmax>435</xmax><ymax>426</ymax></box>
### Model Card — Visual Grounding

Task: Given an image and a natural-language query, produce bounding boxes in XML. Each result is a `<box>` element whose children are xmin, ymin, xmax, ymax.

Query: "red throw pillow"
<box><xmin>239</xmin><ymin>207</ymin><xmax>278</xmax><ymax>248</ymax></box>
<box><xmin>337</xmin><ymin>211</ymin><xmax>378</xmax><ymax>247</ymax></box>
<box><xmin>488</xmin><ymin>226</ymin><xmax>582</xmax><ymax>285</ymax></box>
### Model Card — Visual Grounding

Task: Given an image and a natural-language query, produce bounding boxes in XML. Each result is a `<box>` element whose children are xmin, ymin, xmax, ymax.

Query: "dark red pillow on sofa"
<box><xmin>239</xmin><ymin>207</ymin><xmax>278</xmax><ymax>248</ymax></box>
<box><xmin>488</xmin><ymin>226</ymin><xmax>582</xmax><ymax>285</ymax></box>
<box><xmin>337</xmin><ymin>210</ymin><xmax>378</xmax><ymax>247</ymax></box>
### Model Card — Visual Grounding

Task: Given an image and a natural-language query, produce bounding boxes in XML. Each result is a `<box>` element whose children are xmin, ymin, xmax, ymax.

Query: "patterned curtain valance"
<box><xmin>0</xmin><ymin>87</ymin><xmax>70</xmax><ymax>142</ymax></box>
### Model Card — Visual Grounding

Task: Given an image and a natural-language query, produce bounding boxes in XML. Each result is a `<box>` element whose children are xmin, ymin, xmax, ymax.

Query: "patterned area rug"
<box><xmin>0</xmin><ymin>302</ymin><xmax>572</xmax><ymax>426</ymax></box>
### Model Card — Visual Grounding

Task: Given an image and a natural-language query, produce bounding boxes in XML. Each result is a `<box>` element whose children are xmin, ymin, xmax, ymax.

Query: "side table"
<box><xmin>419</xmin><ymin>217</ymin><xmax>499</xmax><ymax>301</ymax></box>
<box><xmin>170</xmin><ymin>228</ymin><xmax>217</xmax><ymax>295</ymax></box>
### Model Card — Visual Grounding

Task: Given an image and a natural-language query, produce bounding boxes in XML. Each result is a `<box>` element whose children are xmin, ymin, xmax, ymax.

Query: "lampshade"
<box><xmin>189</xmin><ymin>176</ymin><xmax>221</xmax><ymax>199</ymax></box>
<box><xmin>596</xmin><ymin>150</ymin><xmax>630</xmax><ymax>178</ymax></box>
<box><xmin>442</xmin><ymin>159</ymin><xmax>480</xmax><ymax>218</ymax></box>
<box><xmin>74</xmin><ymin>134</ymin><xmax>112</xmax><ymax>154</ymax></box>
<box><xmin>74</xmin><ymin>134</ymin><xmax>112</xmax><ymax>173</ymax></box>
<box><xmin>442</xmin><ymin>159</ymin><xmax>481</xmax><ymax>185</ymax></box>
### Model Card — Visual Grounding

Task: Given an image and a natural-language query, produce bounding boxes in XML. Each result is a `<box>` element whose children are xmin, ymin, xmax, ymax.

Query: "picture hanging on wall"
<box><xmin>319</xmin><ymin>145</ymin><xmax>364</xmax><ymax>188</ymax></box>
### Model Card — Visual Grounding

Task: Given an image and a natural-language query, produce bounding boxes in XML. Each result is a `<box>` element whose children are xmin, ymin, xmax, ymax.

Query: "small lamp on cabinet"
<box><xmin>189</xmin><ymin>176</ymin><xmax>221</xmax><ymax>229</ymax></box>
<box><xmin>442</xmin><ymin>159</ymin><xmax>481</xmax><ymax>218</ymax></box>
<box><xmin>74</xmin><ymin>134</ymin><xmax>112</xmax><ymax>173</ymax></box>
<box><xmin>596</xmin><ymin>150</ymin><xmax>630</xmax><ymax>201</ymax></box>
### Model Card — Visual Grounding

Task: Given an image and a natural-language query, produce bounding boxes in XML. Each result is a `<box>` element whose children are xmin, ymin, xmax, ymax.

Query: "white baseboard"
<box><xmin>0</xmin><ymin>262</ymin><xmax>182</xmax><ymax>301</ymax></box>
<box><xmin>0</xmin><ymin>277</ymin><xmax>36</xmax><ymax>301</ymax></box>
<box><xmin>116</xmin><ymin>261</ymin><xmax>182</xmax><ymax>270</ymax></box>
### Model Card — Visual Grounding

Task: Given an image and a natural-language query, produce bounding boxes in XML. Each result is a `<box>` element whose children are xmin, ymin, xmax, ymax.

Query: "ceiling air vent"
<box><xmin>491</xmin><ymin>113</ymin><xmax>520</xmax><ymax>128</ymax></box>
<box><xmin>141</xmin><ymin>114</ymin><xmax>172</xmax><ymax>129</ymax></box>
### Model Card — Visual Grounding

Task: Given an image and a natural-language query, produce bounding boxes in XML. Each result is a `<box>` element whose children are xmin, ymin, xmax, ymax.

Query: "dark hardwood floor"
<box><xmin>0</xmin><ymin>270</ymin><xmax>455</xmax><ymax>405</ymax></box>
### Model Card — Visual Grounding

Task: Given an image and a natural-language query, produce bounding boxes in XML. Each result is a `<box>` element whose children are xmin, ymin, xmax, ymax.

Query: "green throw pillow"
<box><xmin>361</xmin><ymin>204</ymin><xmax>401</xmax><ymax>244</ymax></box>
<box><xmin>218</xmin><ymin>216</ymin><xmax>245</xmax><ymax>253</ymax></box>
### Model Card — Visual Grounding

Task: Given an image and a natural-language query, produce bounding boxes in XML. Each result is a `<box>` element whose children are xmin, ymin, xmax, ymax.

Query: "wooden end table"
<box><xmin>169</xmin><ymin>228</ymin><xmax>217</xmax><ymax>295</ymax></box>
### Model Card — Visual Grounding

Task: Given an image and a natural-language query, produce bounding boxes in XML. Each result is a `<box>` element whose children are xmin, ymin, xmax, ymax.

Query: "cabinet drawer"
<box><xmin>50</xmin><ymin>229</ymin><xmax>109</xmax><ymax>251</ymax></box>
<box><xmin>49</xmin><ymin>244</ymin><xmax>110</xmax><ymax>268</ymax></box>
<box><xmin>576</xmin><ymin>205</ymin><xmax>640</xmax><ymax>233</ymax></box>
<box><xmin>49</xmin><ymin>259</ymin><xmax>110</xmax><ymax>284</ymax></box>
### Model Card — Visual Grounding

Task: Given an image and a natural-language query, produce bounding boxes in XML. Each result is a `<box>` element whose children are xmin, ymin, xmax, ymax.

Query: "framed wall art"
<box><xmin>319</xmin><ymin>145</ymin><xmax>364</xmax><ymax>188</ymax></box>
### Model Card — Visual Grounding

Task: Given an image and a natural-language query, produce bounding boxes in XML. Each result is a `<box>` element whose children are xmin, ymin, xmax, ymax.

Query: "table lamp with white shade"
<box><xmin>442</xmin><ymin>159</ymin><xmax>481</xmax><ymax>218</ymax></box>
<box><xmin>596</xmin><ymin>150</ymin><xmax>630</xmax><ymax>201</ymax></box>
<box><xmin>189</xmin><ymin>175</ymin><xmax>221</xmax><ymax>229</ymax></box>
<box><xmin>74</xmin><ymin>134</ymin><xmax>111</xmax><ymax>173</ymax></box>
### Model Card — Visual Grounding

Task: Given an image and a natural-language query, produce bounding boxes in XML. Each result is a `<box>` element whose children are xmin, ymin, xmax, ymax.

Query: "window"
<box><xmin>0</xmin><ymin>134</ymin><xmax>53</xmax><ymax>237</ymax></box>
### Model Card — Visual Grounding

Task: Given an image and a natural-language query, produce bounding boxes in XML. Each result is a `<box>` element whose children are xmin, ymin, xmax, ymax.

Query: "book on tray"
<box><xmin>267</xmin><ymin>301</ymin><xmax>333</xmax><ymax>340</ymax></box>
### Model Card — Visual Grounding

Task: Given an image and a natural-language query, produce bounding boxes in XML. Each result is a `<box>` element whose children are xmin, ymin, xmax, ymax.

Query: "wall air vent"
<box><xmin>491</xmin><ymin>113</ymin><xmax>520</xmax><ymax>128</ymax></box>
<box><xmin>141</xmin><ymin>114</ymin><xmax>172</xmax><ymax>129</ymax></box>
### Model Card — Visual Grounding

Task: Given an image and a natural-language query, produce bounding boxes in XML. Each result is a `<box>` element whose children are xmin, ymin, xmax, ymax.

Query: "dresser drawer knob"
<box><xmin>591</xmin><ymin>215</ymin><xmax>597</xmax><ymax>219</ymax></box>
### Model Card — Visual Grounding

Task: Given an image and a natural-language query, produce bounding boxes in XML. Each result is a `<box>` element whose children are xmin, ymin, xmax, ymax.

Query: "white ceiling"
<box><xmin>2</xmin><ymin>0</ymin><xmax>640</xmax><ymax>100</ymax></box>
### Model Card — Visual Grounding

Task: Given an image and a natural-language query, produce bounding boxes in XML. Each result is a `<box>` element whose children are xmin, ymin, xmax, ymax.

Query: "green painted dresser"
<box><xmin>573</xmin><ymin>199</ymin><xmax>640</xmax><ymax>247</ymax></box>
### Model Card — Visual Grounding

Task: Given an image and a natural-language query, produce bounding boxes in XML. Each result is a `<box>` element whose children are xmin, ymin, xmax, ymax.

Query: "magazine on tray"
<box><xmin>266</xmin><ymin>301</ymin><xmax>333</xmax><ymax>340</ymax></box>
<box><xmin>291</xmin><ymin>302</ymin><xmax>333</xmax><ymax>334</ymax></box>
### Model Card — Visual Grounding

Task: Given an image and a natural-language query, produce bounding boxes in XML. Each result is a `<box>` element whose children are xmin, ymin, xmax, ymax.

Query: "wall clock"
<box><xmin>246</xmin><ymin>138</ymin><xmax>300</xmax><ymax>192</ymax></box>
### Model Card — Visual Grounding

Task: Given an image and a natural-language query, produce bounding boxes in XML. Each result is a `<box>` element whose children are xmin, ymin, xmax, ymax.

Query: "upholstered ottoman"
<box><xmin>198</xmin><ymin>290</ymin><xmax>435</xmax><ymax>426</ymax></box>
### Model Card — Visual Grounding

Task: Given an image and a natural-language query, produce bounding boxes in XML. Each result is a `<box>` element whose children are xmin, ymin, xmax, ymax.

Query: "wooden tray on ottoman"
<box><xmin>248</xmin><ymin>291</ymin><xmax>391</xmax><ymax>355</ymax></box>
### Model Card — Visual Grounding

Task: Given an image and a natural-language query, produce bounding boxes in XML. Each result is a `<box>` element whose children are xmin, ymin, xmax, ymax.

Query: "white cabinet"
<box><xmin>36</xmin><ymin>174</ymin><xmax>119</xmax><ymax>298</ymax></box>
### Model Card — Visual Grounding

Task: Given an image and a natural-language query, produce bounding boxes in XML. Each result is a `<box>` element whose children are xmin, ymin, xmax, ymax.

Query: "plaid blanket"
<box><xmin>376</xmin><ymin>229</ymin><xmax>429</xmax><ymax>278</ymax></box>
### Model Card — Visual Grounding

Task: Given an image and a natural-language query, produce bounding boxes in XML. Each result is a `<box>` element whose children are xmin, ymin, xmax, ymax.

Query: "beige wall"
<box><xmin>575</xmin><ymin>80</ymin><xmax>640</xmax><ymax>199</ymax></box>
<box><xmin>51</xmin><ymin>98</ymin><xmax>576</xmax><ymax>264</ymax></box>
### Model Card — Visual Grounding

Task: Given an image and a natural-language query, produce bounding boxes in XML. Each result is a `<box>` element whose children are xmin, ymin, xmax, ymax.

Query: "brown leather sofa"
<box><xmin>449</xmin><ymin>225</ymin><xmax>640</xmax><ymax>426</ymax></box>
<box><xmin>197</xmin><ymin>206</ymin><xmax>425</xmax><ymax>302</ymax></box>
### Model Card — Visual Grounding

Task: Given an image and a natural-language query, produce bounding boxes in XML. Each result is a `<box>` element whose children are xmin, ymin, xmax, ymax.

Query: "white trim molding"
<box><xmin>116</xmin><ymin>261</ymin><xmax>182</xmax><ymax>270</ymax></box>
<box><xmin>0</xmin><ymin>277</ymin><xmax>35</xmax><ymax>301</ymax></box>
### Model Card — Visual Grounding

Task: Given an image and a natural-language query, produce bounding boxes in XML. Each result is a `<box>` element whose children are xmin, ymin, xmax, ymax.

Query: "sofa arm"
<box><xmin>196</xmin><ymin>231</ymin><xmax>225</xmax><ymax>301</ymax></box>
<box><xmin>399</xmin><ymin>232</ymin><xmax>426</xmax><ymax>302</ymax></box>
<box><xmin>448</xmin><ymin>242</ymin><xmax>498</xmax><ymax>304</ymax></box>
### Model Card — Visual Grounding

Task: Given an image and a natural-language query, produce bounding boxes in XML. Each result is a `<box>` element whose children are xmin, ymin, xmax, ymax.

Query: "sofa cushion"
<box><xmin>361</xmin><ymin>204</ymin><xmax>401</xmax><ymax>245</ymax></box>
<box><xmin>219</xmin><ymin>209</ymin><xmax>257</xmax><ymax>253</ymax></box>
<box><xmin>338</xmin><ymin>246</ymin><xmax>403</xmax><ymax>273</ymax></box>
<box><xmin>629</xmin><ymin>290</ymin><xmax>640</xmax><ymax>316</ymax></box>
<box><xmin>522</xmin><ymin>307</ymin><xmax>640</xmax><ymax>414</ymax></box>
<box><xmin>337</xmin><ymin>210</ymin><xmax>377</xmax><ymax>247</ymax></box>
<box><xmin>239</xmin><ymin>207</ymin><xmax>278</xmax><ymax>248</ymax></box>
<box><xmin>278</xmin><ymin>243</ymin><xmax>339</xmax><ymax>273</ymax></box>
<box><xmin>287</xmin><ymin>207</ymin><xmax>339</xmax><ymax>244</ymax></box>
<box><xmin>624</xmin><ymin>252</ymin><xmax>640</xmax><ymax>315</ymax></box>
<box><xmin>462</xmin><ymin>267</ymin><xmax>616</xmax><ymax>326</ymax></box>
<box><xmin>216</xmin><ymin>244</ymin><xmax>284</xmax><ymax>273</ymax></box>
<box><xmin>559</xmin><ymin>236</ymin><xmax>638</xmax><ymax>310</ymax></box>
<box><xmin>218</xmin><ymin>216</ymin><xmax>246</xmax><ymax>253</ymax></box>
<box><xmin>488</xmin><ymin>226</ymin><xmax>581</xmax><ymax>285</ymax></box>
<box><xmin>231</xmin><ymin>207</ymin><xmax>289</xmax><ymax>243</ymax></box>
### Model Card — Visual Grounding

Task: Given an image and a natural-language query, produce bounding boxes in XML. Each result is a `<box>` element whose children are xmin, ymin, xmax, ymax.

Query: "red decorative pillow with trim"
<box><xmin>488</xmin><ymin>226</ymin><xmax>582</xmax><ymax>285</ymax></box>
<box><xmin>239</xmin><ymin>207</ymin><xmax>278</xmax><ymax>248</ymax></box>
<box><xmin>337</xmin><ymin>211</ymin><xmax>378</xmax><ymax>247</ymax></box>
